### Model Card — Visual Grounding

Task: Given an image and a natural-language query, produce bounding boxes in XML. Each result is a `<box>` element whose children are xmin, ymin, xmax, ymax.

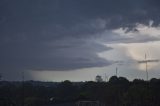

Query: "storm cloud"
<box><xmin>0</xmin><ymin>0</ymin><xmax>160</xmax><ymax>78</ymax></box>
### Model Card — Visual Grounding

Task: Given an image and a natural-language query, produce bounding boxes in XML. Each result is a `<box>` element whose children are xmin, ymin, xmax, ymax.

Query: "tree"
<box><xmin>109</xmin><ymin>76</ymin><xmax>118</xmax><ymax>83</ymax></box>
<box><xmin>95</xmin><ymin>75</ymin><xmax>103</xmax><ymax>82</ymax></box>
<box><xmin>118</xmin><ymin>77</ymin><xmax>129</xmax><ymax>84</ymax></box>
<box><xmin>56</xmin><ymin>80</ymin><xmax>78</xmax><ymax>101</ymax></box>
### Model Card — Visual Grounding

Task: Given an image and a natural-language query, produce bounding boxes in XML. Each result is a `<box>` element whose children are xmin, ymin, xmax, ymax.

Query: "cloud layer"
<box><xmin>0</xmin><ymin>0</ymin><xmax>160</xmax><ymax>80</ymax></box>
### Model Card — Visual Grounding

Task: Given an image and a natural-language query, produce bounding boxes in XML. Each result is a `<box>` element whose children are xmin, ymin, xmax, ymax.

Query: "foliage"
<box><xmin>1</xmin><ymin>78</ymin><xmax>160</xmax><ymax>106</ymax></box>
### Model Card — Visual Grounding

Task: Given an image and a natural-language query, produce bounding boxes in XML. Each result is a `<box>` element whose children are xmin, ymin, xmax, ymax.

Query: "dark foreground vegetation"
<box><xmin>1</xmin><ymin>76</ymin><xmax>160</xmax><ymax>106</ymax></box>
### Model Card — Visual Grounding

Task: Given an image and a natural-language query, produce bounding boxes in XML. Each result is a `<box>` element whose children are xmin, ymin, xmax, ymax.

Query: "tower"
<box><xmin>145</xmin><ymin>54</ymin><xmax>148</xmax><ymax>81</ymax></box>
<box><xmin>116</xmin><ymin>67</ymin><xmax>118</xmax><ymax>77</ymax></box>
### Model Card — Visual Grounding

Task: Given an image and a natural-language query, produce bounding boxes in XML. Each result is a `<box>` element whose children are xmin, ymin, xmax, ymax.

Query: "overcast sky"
<box><xmin>1</xmin><ymin>0</ymin><xmax>160</xmax><ymax>81</ymax></box>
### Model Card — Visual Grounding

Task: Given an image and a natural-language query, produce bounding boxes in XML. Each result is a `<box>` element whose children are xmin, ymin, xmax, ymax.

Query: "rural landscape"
<box><xmin>1</xmin><ymin>0</ymin><xmax>160</xmax><ymax>106</ymax></box>
<box><xmin>1</xmin><ymin>76</ymin><xmax>160</xmax><ymax>106</ymax></box>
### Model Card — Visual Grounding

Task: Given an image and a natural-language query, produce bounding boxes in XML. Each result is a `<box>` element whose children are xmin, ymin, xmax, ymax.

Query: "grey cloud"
<box><xmin>1</xmin><ymin>0</ymin><xmax>160</xmax><ymax>35</ymax></box>
<box><xmin>0</xmin><ymin>38</ymin><xmax>112</xmax><ymax>72</ymax></box>
<box><xmin>0</xmin><ymin>0</ymin><xmax>160</xmax><ymax>78</ymax></box>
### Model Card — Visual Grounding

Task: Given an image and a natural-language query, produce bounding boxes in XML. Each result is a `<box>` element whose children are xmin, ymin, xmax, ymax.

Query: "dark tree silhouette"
<box><xmin>1</xmin><ymin>77</ymin><xmax>160</xmax><ymax>106</ymax></box>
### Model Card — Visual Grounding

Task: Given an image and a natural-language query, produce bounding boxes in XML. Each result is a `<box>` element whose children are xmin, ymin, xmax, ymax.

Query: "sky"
<box><xmin>0</xmin><ymin>0</ymin><xmax>160</xmax><ymax>81</ymax></box>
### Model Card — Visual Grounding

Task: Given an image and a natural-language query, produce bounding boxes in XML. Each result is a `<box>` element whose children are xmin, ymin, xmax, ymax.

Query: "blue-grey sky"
<box><xmin>1</xmin><ymin>0</ymin><xmax>160</xmax><ymax>81</ymax></box>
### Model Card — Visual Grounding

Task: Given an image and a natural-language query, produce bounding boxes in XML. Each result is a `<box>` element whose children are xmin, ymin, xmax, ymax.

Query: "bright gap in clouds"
<box><xmin>99</xmin><ymin>42</ymin><xmax>160</xmax><ymax>71</ymax></box>
<box><xmin>29</xmin><ymin>67</ymin><xmax>116</xmax><ymax>82</ymax></box>
<box><xmin>98</xmin><ymin>23</ymin><xmax>160</xmax><ymax>80</ymax></box>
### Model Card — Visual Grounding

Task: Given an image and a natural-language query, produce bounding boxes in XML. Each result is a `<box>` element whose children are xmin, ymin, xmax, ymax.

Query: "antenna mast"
<box><xmin>0</xmin><ymin>74</ymin><xmax>1</xmax><ymax>81</ymax></box>
<box><xmin>22</xmin><ymin>71</ymin><xmax>24</xmax><ymax>106</ymax></box>
<box><xmin>116</xmin><ymin>67</ymin><xmax>118</xmax><ymax>77</ymax></box>
<box><xmin>145</xmin><ymin>53</ymin><xmax>149</xmax><ymax>81</ymax></box>
<box><xmin>104</xmin><ymin>73</ymin><xmax>108</xmax><ymax>82</ymax></box>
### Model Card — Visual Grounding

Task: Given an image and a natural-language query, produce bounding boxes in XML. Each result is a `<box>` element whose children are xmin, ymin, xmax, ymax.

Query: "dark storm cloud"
<box><xmin>0</xmin><ymin>38</ymin><xmax>112</xmax><ymax>71</ymax></box>
<box><xmin>0</xmin><ymin>0</ymin><xmax>160</xmax><ymax>75</ymax></box>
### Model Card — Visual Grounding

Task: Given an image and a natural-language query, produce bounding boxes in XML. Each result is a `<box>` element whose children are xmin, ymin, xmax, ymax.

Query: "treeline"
<box><xmin>1</xmin><ymin>76</ymin><xmax>160</xmax><ymax>106</ymax></box>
